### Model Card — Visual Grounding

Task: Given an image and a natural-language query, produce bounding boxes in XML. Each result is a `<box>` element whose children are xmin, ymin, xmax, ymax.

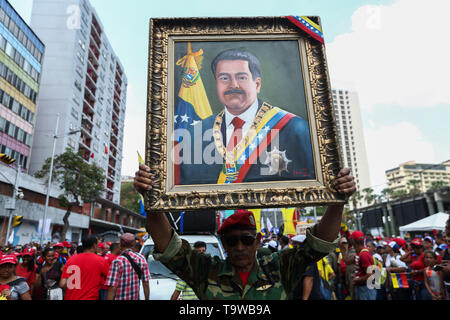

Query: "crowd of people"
<box><xmin>0</xmin><ymin>233</ymin><xmax>150</xmax><ymax>300</ymax></box>
<box><xmin>256</xmin><ymin>222</ymin><xmax>450</xmax><ymax>300</ymax></box>
<box><xmin>1</xmin><ymin>215</ymin><xmax>449</xmax><ymax>301</ymax></box>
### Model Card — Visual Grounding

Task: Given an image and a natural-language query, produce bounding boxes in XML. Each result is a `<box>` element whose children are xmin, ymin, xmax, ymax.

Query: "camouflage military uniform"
<box><xmin>153</xmin><ymin>225</ymin><xmax>338</xmax><ymax>300</ymax></box>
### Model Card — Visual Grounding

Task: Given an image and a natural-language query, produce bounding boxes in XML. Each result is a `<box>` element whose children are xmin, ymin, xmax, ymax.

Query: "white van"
<box><xmin>139</xmin><ymin>234</ymin><xmax>225</xmax><ymax>300</ymax></box>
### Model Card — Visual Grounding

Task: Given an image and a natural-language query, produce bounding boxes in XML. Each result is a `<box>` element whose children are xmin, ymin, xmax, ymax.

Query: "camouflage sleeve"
<box><xmin>278</xmin><ymin>225</ymin><xmax>339</xmax><ymax>296</ymax></box>
<box><xmin>152</xmin><ymin>231</ymin><xmax>220</xmax><ymax>299</ymax></box>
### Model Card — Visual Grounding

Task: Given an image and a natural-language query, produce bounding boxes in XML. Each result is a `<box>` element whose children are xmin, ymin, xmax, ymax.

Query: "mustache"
<box><xmin>229</xmin><ymin>250</ymin><xmax>250</xmax><ymax>259</ymax></box>
<box><xmin>224</xmin><ymin>89</ymin><xmax>245</xmax><ymax>95</ymax></box>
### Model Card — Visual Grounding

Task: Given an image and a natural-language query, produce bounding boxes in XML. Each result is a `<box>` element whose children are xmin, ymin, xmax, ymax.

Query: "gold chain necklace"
<box><xmin>213</xmin><ymin>102</ymin><xmax>272</xmax><ymax>164</ymax></box>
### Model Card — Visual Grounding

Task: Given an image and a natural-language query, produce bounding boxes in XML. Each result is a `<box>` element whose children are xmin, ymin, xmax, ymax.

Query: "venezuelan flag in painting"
<box><xmin>174</xmin><ymin>42</ymin><xmax>212</xmax><ymax>137</ymax></box>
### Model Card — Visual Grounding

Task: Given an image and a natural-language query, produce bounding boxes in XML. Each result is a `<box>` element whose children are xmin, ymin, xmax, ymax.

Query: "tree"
<box><xmin>120</xmin><ymin>181</ymin><xmax>141</xmax><ymax>213</ymax></box>
<box><xmin>428</xmin><ymin>180</ymin><xmax>448</xmax><ymax>192</ymax></box>
<box><xmin>35</xmin><ymin>148</ymin><xmax>105</xmax><ymax>241</ymax></box>
<box><xmin>380</xmin><ymin>187</ymin><xmax>394</xmax><ymax>202</ymax></box>
<box><xmin>391</xmin><ymin>189</ymin><xmax>407</xmax><ymax>200</ymax></box>
<box><xmin>362</xmin><ymin>187</ymin><xmax>376</xmax><ymax>206</ymax></box>
<box><xmin>350</xmin><ymin>190</ymin><xmax>363</xmax><ymax>209</ymax></box>
<box><xmin>407</xmin><ymin>179</ymin><xmax>422</xmax><ymax>195</ymax></box>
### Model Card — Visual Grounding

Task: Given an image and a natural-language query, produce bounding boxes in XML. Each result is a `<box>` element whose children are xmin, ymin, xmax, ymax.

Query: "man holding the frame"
<box><xmin>176</xmin><ymin>48</ymin><xmax>315</xmax><ymax>185</ymax></box>
<box><xmin>134</xmin><ymin>166</ymin><xmax>356</xmax><ymax>299</ymax></box>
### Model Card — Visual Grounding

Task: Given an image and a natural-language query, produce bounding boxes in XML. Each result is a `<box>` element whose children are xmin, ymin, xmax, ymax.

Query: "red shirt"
<box><xmin>238</xmin><ymin>272</ymin><xmax>250</xmax><ymax>287</ymax></box>
<box><xmin>15</xmin><ymin>263</ymin><xmax>37</xmax><ymax>289</ymax></box>
<box><xmin>101</xmin><ymin>254</ymin><xmax>118</xmax><ymax>290</ymax></box>
<box><xmin>411</xmin><ymin>253</ymin><xmax>442</xmax><ymax>280</ymax></box>
<box><xmin>355</xmin><ymin>248</ymin><xmax>374</xmax><ymax>279</ymax></box>
<box><xmin>62</xmin><ymin>253</ymin><xmax>109</xmax><ymax>300</ymax></box>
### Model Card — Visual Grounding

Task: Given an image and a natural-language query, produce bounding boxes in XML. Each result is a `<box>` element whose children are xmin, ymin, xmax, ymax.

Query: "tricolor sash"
<box><xmin>216</xmin><ymin>105</ymin><xmax>295</xmax><ymax>184</ymax></box>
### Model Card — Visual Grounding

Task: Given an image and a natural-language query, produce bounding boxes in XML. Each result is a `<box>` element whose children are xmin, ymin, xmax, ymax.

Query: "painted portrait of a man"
<box><xmin>172</xmin><ymin>41</ymin><xmax>316</xmax><ymax>186</ymax></box>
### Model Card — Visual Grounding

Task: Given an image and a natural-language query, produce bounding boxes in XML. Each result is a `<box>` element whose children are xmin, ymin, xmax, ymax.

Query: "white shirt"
<box><xmin>385</xmin><ymin>254</ymin><xmax>407</xmax><ymax>268</ymax></box>
<box><xmin>224</xmin><ymin>99</ymin><xmax>258</xmax><ymax>147</ymax></box>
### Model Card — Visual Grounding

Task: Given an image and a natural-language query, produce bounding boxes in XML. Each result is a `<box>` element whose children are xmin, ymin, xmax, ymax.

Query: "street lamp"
<box><xmin>39</xmin><ymin>114</ymin><xmax>80</xmax><ymax>246</ymax></box>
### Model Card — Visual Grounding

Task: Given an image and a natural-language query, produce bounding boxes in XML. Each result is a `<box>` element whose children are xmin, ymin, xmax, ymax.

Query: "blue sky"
<box><xmin>9</xmin><ymin>0</ymin><xmax>450</xmax><ymax>193</ymax></box>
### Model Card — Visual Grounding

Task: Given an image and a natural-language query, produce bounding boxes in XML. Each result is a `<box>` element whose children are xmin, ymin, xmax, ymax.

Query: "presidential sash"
<box><xmin>214</xmin><ymin>103</ymin><xmax>295</xmax><ymax>184</ymax></box>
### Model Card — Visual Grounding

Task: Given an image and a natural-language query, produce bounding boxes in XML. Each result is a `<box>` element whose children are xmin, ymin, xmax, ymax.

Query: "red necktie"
<box><xmin>227</xmin><ymin>117</ymin><xmax>245</xmax><ymax>151</ymax></box>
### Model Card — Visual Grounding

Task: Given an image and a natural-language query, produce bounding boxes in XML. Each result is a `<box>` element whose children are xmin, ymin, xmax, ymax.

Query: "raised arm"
<box><xmin>315</xmin><ymin>168</ymin><xmax>356</xmax><ymax>242</ymax></box>
<box><xmin>134</xmin><ymin>164</ymin><xmax>173</xmax><ymax>253</ymax></box>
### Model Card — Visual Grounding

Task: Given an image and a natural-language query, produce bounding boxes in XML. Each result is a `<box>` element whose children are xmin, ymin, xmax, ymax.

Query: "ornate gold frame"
<box><xmin>145</xmin><ymin>16</ymin><xmax>345</xmax><ymax>212</ymax></box>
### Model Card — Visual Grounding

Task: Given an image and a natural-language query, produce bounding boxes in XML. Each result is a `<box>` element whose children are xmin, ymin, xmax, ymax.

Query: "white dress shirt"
<box><xmin>224</xmin><ymin>99</ymin><xmax>259</xmax><ymax>148</ymax></box>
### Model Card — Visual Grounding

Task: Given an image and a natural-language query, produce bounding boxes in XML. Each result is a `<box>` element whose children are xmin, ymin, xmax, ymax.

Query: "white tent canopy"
<box><xmin>399</xmin><ymin>212</ymin><xmax>449</xmax><ymax>232</ymax></box>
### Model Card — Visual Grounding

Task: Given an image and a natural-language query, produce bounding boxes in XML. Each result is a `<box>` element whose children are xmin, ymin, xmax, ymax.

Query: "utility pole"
<box><xmin>40</xmin><ymin>114</ymin><xmax>60</xmax><ymax>246</ymax></box>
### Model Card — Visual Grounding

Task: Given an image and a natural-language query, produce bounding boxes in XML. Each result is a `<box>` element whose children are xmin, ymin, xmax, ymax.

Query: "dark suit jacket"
<box><xmin>177</xmin><ymin>101</ymin><xmax>315</xmax><ymax>185</ymax></box>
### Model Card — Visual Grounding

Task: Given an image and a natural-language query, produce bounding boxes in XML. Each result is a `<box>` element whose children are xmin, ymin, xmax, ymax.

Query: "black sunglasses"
<box><xmin>224</xmin><ymin>234</ymin><xmax>256</xmax><ymax>247</ymax></box>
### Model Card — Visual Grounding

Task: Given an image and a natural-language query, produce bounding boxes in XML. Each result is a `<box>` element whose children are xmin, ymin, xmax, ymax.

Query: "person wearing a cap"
<box><xmin>384</xmin><ymin>241</ymin><xmax>409</xmax><ymax>300</ymax></box>
<box><xmin>400</xmin><ymin>238</ymin><xmax>431</xmax><ymax>300</ymax></box>
<box><xmin>338</xmin><ymin>232</ymin><xmax>358</xmax><ymax>300</ymax></box>
<box><xmin>423</xmin><ymin>236</ymin><xmax>435</xmax><ymax>251</ymax></box>
<box><xmin>105</xmin><ymin>233</ymin><xmax>150</xmax><ymax>300</ymax></box>
<box><xmin>344</xmin><ymin>231</ymin><xmax>377</xmax><ymax>300</ymax></box>
<box><xmin>16</xmin><ymin>248</ymin><xmax>37</xmax><ymax>295</ymax></box>
<box><xmin>135</xmin><ymin>167</ymin><xmax>356</xmax><ymax>300</ymax></box>
<box><xmin>0</xmin><ymin>255</ymin><xmax>31</xmax><ymax>300</ymax></box>
<box><xmin>53</xmin><ymin>243</ymin><xmax>67</xmax><ymax>265</ymax></box>
<box><xmin>60</xmin><ymin>235</ymin><xmax>110</xmax><ymax>300</ymax></box>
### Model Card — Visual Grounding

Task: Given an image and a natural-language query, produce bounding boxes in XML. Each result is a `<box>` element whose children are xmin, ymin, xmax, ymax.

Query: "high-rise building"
<box><xmin>0</xmin><ymin>0</ymin><xmax>44</xmax><ymax>172</ymax></box>
<box><xmin>386</xmin><ymin>160</ymin><xmax>450</xmax><ymax>194</ymax></box>
<box><xmin>30</xmin><ymin>0</ymin><xmax>127</xmax><ymax>203</ymax></box>
<box><xmin>332</xmin><ymin>87</ymin><xmax>371</xmax><ymax>208</ymax></box>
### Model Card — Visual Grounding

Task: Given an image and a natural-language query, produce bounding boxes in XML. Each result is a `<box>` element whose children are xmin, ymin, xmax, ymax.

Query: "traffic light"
<box><xmin>0</xmin><ymin>153</ymin><xmax>15</xmax><ymax>165</ymax></box>
<box><xmin>12</xmin><ymin>215</ymin><xmax>23</xmax><ymax>228</ymax></box>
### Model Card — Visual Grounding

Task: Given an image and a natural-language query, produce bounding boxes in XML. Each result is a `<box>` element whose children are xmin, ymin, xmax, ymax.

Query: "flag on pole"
<box><xmin>266</xmin><ymin>217</ymin><xmax>273</xmax><ymax>235</ymax></box>
<box><xmin>137</xmin><ymin>151</ymin><xmax>147</xmax><ymax>217</ymax></box>
<box><xmin>260</xmin><ymin>216</ymin><xmax>266</xmax><ymax>236</ymax></box>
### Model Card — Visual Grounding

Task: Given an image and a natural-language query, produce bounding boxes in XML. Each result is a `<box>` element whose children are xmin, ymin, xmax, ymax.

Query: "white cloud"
<box><xmin>327</xmin><ymin>0</ymin><xmax>450</xmax><ymax>109</ymax></box>
<box><xmin>364</xmin><ymin>121</ymin><xmax>436</xmax><ymax>193</ymax></box>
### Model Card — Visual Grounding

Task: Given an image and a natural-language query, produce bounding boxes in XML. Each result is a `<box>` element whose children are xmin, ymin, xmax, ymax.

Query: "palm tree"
<box><xmin>350</xmin><ymin>190</ymin><xmax>363</xmax><ymax>209</ymax></box>
<box><xmin>428</xmin><ymin>180</ymin><xmax>448</xmax><ymax>192</ymax></box>
<box><xmin>362</xmin><ymin>187</ymin><xmax>376</xmax><ymax>206</ymax></box>
<box><xmin>380</xmin><ymin>187</ymin><xmax>394</xmax><ymax>202</ymax></box>
<box><xmin>407</xmin><ymin>179</ymin><xmax>422</xmax><ymax>195</ymax></box>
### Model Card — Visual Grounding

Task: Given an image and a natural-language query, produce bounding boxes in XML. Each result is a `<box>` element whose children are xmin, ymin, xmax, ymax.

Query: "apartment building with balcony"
<box><xmin>29</xmin><ymin>0</ymin><xmax>127</xmax><ymax>203</ymax></box>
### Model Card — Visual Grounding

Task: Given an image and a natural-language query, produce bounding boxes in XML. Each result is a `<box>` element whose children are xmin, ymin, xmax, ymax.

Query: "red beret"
<box><xmin>411</xmin><ymin>238</ymin><xmax>422</xmax><ymax>246</ymax></box>
<box><xmin>98</xmin><ymin>242</ymin><xmax>105</xmax><ymax>249</ymax></box>
<box><xmin>217</xmin><ymin>210</ymin><xmax>256</xmax><ymax>235</ymax></box>
<box><xmin>351</xmin><ymin>230</ymin><xmax>365</xmax><ymax>241</ymax></box>
<box><xmin>54</xmin><ymin>243</ymin><xmax>64</xmax><ymax>248</ymax></box>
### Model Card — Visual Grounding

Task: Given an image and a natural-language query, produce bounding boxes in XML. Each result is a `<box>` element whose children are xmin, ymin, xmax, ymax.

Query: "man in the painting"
<box><xmin>176</xmin><ymin>48</ymin><xmax>315</xmax><ymax>185</ymax></box>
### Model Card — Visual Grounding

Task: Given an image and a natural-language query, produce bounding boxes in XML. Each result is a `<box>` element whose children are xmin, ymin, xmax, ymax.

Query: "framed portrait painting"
<box><xmin>145</xmin><ymin>16</ymin><xmax>346</xmax><ymax>211</ymax></box>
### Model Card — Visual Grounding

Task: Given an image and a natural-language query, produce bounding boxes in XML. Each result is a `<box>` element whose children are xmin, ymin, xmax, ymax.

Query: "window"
<box><xmin>78</xmin><ymin>39</ymin><xmax>86</xmax><ymax>51</ymax></box>
<box><xmin>71</xmin><ymin>107</ymin><xmax>79</xmax><ymax>119</ymax></box>
<box><xmin>12</xmin><ymin>100</ymin><xmax>20</xmax><ymax>113</ymax></box>
<box><xmin>5</xmin><ymin>42</ymin><xmax>14</xmax><ymax>57</ymax></box>
<box><xmin>2</xmin><ymin>92</ymin><xmax>10</xmax><ymax>107</ymax></box>
<box><xmin>7</xmin><ymin>122</ymin><xmax>15</xmax><ymax>136</ymax></box>
<box><xmin>74</xmin><ymin>80</ymin><xmax>82</xmax><ymax>92</ymax></box>
<box><xmin>0</xmin><ymin>117</ymin><xmax>5</xmax><ymax>132</ymax></box>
